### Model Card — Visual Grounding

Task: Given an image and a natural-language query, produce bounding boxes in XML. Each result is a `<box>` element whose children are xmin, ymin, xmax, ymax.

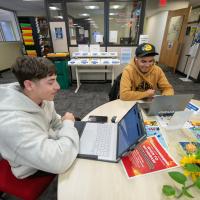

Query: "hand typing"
<box><xmin>146</xmin><ymin>89</ymin><xmax>155</xmax><ymax>97</ymax></box>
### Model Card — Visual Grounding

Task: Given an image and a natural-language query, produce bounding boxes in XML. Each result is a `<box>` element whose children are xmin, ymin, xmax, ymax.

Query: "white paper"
<box><xmin>81</xmin><ymin>52</ymin><xmax>90</xmax><ymax>57</ymax></box>
<box><xmin>84</xmin><ymin>30</ymin><xmax>89</xmax><ymax>37</ymax></box>
<box><xmin>189</xmin><ymin>43</ymin><xmax>199</xmax><ymax>58</ymax></box>
<box><xmin>90</xmin><ymin>59</ymin><xmax>101</xmax><ymax>65</ymax></box>
<box><xmin>78</xmin><ymin>44</ymin><xmax>89</xmax><ymax>52</ymax></box>
<box><xmin>70</xmin><ymin>28</ymin><xmax>75</xmax><ymax>37</ymax></box>
<box><xmin>109</xmin><ymin>31</ymin><xmax>118</xmax><ymax>43</ymax></box>
<box><xmin>70</xmin><ymin>39</ymin><xmax>77</xmax><ymax>45</ymax></box>
<box><xmin>96</xmin><ymin>34</ymin><xmax>103</xmax><ymax>43</ymax></box>
<box><xmin>139</xmin><ymin>35</ymin><xmax>150</xmax><ymax>44</ymax></box>
<box><xmin>100</xmin><ymin>59</ymin><xmax>112</xmax><ymax>65</ymax></box>
<box><xmin>99</xmin><ymin>52</ymin><xmax>109</xmax><ymax>57</ymax></box>
<box><xmin>91</xmin><ymin>52</ymin><xmax>100</xmax><ymax>56</ymax></box>
<box><xmin>90</xmin><ymin>44</ymin><xmax>100</xmax><ymax>52</ymax></box>
<box><xmin>111</xmin><ymin>59</ymin><xmax>120</xmax><ymax>65</ymax></box>
<box><xmin>68</xmin><ymin>59</ymin><xmax>80</xmax><ymax>65</ymax></box>
<box><xmin>79</xmin><ymin>28</ymin><xmax>84</xmax><ymax>35</ymax></box>
<box><xmin>120</xmin><ymin>47</ymin><xmax>132</xmax><ymax>64</ymax></box>
<box><xmin>165</xmin><ymin>111</ymin><xmax>193</xmax><ymax>130</ymax></box>
<box><xmin>108</xmin><ymin>52</ymin><xmax>118</xmax><ymax>57</ymax></box>
<box><xmin>72</xmin><ymin>52</ymin><xmax>81</xmax><ymax>57</ymax></box>
<box><xmin>80</xmin><ymin>59</ymin><xmax>90</xmax><ymax>65</ymax></box>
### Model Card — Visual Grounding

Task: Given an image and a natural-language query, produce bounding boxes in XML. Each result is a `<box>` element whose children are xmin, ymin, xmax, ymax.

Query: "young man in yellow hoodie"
<box><xmin>120</xmin><ymin>43</ymin><xmax>174</xmax><ymax>101</ymax></box>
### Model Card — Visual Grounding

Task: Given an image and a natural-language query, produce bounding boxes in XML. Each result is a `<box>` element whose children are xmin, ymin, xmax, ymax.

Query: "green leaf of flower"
<box><xmin>162</xmin><ymin>185</ymin><xmax>176</xmax><ymax>196</ymax></box>
<box><xmin>195</xmin><ymin>149</ymin><xmax>200</xmax><ymax>159</ymax></box>
<box><xmin>168</xmin><ymin>172</ymin><xmax>187</xmax><ymax>185</ymax></box>
<box><xmin>195</xmin><ymin>177</ymin><xmax>200</xmax><ymax>189</ymax></box>
<box><xmin>184</xmin><ymin>163</ymin><xmax>200</xmax><ymax>172</ymax></box>
<box><xmin>182</xmin><ymin>188</ymin><xmax>194</xmax><ymax>198</ymax></box>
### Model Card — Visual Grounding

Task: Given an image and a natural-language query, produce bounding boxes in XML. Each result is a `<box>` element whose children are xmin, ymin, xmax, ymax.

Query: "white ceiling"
<box><xmin>0</xmin><ymin>0</ymin><xmax>45</xmax><ymax>13</ymax></box>
<box><xmin>0</xmin><ymin>0</ymin><xmax>199</xmax><ymax>16</ymax></box>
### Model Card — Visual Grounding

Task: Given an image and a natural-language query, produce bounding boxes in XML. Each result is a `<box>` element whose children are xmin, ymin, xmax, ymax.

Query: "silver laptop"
<box><xmin>75</xmin><ymin>104</ymin><xmax>147</xmax><ymax>162</ymax></box>
<box><xmin>139</xmin><ymin>94</ymin><xmax>194</xmax><ymax>116</ymax></box>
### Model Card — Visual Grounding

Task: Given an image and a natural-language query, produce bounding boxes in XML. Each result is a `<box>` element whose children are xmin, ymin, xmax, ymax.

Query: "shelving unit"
<box><xmin>18</xmin><ymin>17</ymin><xmax>52</xmax><ymax>57</ymax></box>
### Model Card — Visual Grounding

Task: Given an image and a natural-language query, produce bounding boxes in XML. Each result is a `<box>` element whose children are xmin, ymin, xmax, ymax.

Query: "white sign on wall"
<box><xmin>139</xmin><ymin>35</ymin><xmax>150</xmax><ymax>44</ymax></box>
<box><xmin>109</xmin><ymin>31</ymin><xmax>118</xmax><ymax>43</ymax></box>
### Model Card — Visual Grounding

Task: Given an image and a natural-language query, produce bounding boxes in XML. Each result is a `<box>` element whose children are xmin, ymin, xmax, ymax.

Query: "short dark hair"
<box><xmin>11</xmin><ymin>56</ymin><xmax>56</xmax><ymax>88</ymax></box>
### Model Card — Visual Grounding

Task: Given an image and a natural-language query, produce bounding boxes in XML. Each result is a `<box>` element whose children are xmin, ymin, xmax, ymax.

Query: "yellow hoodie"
<box><xmin>120</xmin><ymin>59</ymin><xmax>174</xmax><ymax>101</ymax></box>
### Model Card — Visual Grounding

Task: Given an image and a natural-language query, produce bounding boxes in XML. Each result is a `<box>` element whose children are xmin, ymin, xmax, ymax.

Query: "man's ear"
<box><xmin>24</xmin><ymin>80</ymin><xmax>34</xmax><ymax>91</ymax></box>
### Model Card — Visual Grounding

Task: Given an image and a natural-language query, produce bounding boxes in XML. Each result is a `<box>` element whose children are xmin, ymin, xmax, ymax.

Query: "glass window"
<box><xmin>66</xmin><ymin>1</ymin><xmax>104</xmax><ymax>45</ymax></box>
<box><xmin>0</xmin><ymin>9</ymin><xmax>21</xmax><ymax>42</ymax></box>
<box><xmin>109</xmin><ymin>1</ymin><xmax>142</xmax><ymax>45</ymax></box>
<box><xmin>0</xmin><ymin>21</ymin><xmax>16</xmax><ymax>41</ymax></box>
<box><xmin>49</xmin><ymin>3</ymin><xmax>64</xmax><ymax>21</ymax></box>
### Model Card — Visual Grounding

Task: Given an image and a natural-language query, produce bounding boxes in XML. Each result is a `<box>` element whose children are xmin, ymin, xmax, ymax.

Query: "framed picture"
<box><xmin>188</xmin><ymin>6</ymin><xmax>200</xmax><ymax>24</ymax></box>
<box><xmin>54</xmin><ymin>27</ymin><xmax>63</xmax><ymax>39</ymax></box>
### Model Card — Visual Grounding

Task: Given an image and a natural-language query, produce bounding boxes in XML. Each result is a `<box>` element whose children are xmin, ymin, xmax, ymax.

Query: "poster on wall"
<box><xmin>120</xmin><ymin>47</ymin><xmax>132</xmax><ymax>64</ymax></box>
<box><xmin>109</xmin><ymin>30</ymin><xmax>118</xmax><ymax>43</ymax></box>
<box><xmin>54</xmin><ymin>27</ymin><xmax>63</xmax><ymax>39</ymax></box>
<box><xmin>139</xmin><ymin>35</ymin><xmax>149</xmax><ymax>44</ymax></box>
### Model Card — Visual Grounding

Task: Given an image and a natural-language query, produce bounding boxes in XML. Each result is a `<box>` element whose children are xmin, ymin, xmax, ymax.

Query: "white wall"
<box><xmin>145</xmin><ymin>0</ymin><xmax>189</xmax><ymax>18</ymax></box>
<box><xmin>144</xmin><ymin>11</ymin><xmax>168</xmax><ymax>59</ymax></box>
<box><xmin>144</xmin><ymin>0</ymin><xmax>190</xmax><ymax>60</ymax></box>
<box><xmin>49</xmin><ymin>22</ymin><xmax>68</xmax><ymax>53</ymax></box>
<box><xmin>0</xmin><ymin>42</ymin><xmax>22</xmax><ymax>71</ymax></box>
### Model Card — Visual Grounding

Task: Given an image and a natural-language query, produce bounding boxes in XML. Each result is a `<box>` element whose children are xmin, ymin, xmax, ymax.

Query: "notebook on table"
<box><xmin>139</xmin><ymin>94</ymin><xmax>194</xmax><ymax>116</ymax></box>
<box><xmin>74</xmin><ymin>103</ymin><xmax>147</xmax><ymax>162</ymax></box>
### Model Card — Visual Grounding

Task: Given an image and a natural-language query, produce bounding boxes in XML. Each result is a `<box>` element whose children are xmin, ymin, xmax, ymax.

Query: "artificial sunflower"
<box><xmin>180</xmin><ymin>148</ymin><xmax>200</xmax><ymax>181</ymax></box>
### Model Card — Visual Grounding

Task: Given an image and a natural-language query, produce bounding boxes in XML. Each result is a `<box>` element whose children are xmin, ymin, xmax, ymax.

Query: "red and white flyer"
<box><xmin>121</xmin><ymin>136</ymin><xmax>178</xmax><ymax>178</ymax></box>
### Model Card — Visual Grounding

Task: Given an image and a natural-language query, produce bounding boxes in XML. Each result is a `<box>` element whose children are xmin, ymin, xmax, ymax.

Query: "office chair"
<box><xmin>0</xmin><ymin>159</ymin><xmax>56</xmax><ymax>200</ymax></box>
<box><xmin>108</xmin><ymin>73</ymin><xmax>122</xmax><ymax>101</ymax></box>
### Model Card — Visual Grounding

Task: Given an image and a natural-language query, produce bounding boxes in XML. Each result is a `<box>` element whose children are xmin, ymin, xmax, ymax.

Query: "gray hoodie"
<box><xmin>0</xmin><ymin>83</ymin><xmax>79</xmax><ymax>179</ymax></box>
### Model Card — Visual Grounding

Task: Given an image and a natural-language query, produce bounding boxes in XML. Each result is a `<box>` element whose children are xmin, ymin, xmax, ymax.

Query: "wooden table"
<box><xmin>58</xmin><ymin>99</ymin><xmax>200</xmax><ymax>200</ymax></box>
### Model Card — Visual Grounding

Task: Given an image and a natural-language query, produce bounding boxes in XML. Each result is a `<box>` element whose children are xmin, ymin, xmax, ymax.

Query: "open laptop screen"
<box><xmin>117</xmin><ymin>104</ymin><xmax>146</xmax><ymax>158</ymax></box>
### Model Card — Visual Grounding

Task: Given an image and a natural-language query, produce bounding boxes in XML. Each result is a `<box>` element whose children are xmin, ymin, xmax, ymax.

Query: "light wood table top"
<box><xmin>58</xmin><ymin>99</ymin><xmax>200</xmax><ymax>200</ymax></box>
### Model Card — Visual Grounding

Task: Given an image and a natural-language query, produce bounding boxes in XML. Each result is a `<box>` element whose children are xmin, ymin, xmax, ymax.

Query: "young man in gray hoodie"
<box><xmin>0</xmin><ymin>56</ymin><xmax>79</xmax><ymax>179</ymax></box>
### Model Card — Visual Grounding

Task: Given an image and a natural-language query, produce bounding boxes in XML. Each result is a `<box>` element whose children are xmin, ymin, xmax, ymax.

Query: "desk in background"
<box><xmin>68</xmin><ymin>52</ymin><xmax>120</xmax><ymax>93</ymax></box>
<box><xmin>58</xmin><ymin>99</ymin><xmax>200</xmax><ymax>200</ymax></box>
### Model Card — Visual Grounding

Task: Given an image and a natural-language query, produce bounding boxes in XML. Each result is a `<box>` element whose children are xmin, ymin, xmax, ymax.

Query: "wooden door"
<box><xmin>159</xmin><ymin>7</ymin><xmax>191</xmax><ymax>72</ymax></box>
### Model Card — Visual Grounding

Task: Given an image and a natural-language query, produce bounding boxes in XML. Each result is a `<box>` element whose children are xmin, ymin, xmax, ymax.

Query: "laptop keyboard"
<box><xmin>93</xmin><ymin>124</ymin><xmax>113</xmax><ymax>157</ymax></box>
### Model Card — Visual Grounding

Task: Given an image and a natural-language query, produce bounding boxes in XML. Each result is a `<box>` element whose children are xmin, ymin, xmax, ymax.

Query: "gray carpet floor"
<box><xmin>0</xmin><ymin>67</ymin><xmax>200</xmax><ymax>200</ymax></box>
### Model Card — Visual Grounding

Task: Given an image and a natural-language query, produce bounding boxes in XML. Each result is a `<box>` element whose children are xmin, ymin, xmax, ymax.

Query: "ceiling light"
<box><xmin>111</xmin><ymin>5</ymin><xmax>120</xmax><ymax>9</ymax></box>
<box><xmin>54</xmin><ymin>16</ymin><xmax>63</xmax><ymax>19</ymax></box>
<box><xmin>109</xmin><ymin>13</ymin><xmax>118</xmax><ymax>16</ymax></box>
<box><xmin>23</xmin><ymin>0</ymin><xmax>43</xmax><ymax>2</ymax></box>
<box><xmin>79</xmin><ymin>13</ymin><xmax>90</xmax><ymax>17</ymax></box>
<box><xmin>49</xmin><ymin>6</ymin><xmax>59</xmax><ymax>10</ymax></box>
<box><xmin>85</xmin><ymin>6</ymin><xmax>99</xmax><ymax>9</ymax></box>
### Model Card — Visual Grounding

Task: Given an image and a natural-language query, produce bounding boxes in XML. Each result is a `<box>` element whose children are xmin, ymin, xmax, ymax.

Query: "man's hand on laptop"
<box><xmin>146</xmin><ymin>89</ymin><xmax>155</xmax><ymax>97</ymax></box>
<box><xmin>62</xmin><ymin>112</ymin><xmax>75</xmax><ymax>122</ymax></box>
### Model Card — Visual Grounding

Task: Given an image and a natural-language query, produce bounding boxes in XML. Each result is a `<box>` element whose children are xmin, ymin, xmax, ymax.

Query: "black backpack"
<box><xmin>108</xmin><ymin>73</ymin><xmax>122</xmax><ymax>101</ymax></box>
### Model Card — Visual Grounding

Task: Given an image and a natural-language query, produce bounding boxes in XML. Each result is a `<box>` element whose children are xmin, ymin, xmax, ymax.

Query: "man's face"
<box><xmin>135</xmin><ymin>56</ymin><xmax>155</xmax><ymax>73</ymax></box>
<box><xmin>31</xmin><ymin>74</ymin><xmax>60</xmax><ymax>102</ymax></box>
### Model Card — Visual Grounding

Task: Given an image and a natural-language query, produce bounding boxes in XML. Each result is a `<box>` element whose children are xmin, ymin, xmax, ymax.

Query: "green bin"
<box><xmin>53</xmin><ymin>59</ymin><xmax>70</xmax><ymax>90</ymax></box>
